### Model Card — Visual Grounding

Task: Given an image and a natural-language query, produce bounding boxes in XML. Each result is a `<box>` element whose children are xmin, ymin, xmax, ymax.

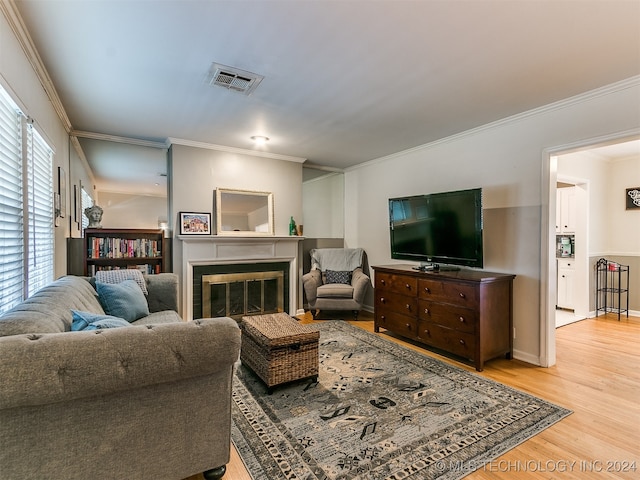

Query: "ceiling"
<box><xmin>12</xmin><ymin>0</ymin><xmax>640</xmax><ymax>194</ymax></box>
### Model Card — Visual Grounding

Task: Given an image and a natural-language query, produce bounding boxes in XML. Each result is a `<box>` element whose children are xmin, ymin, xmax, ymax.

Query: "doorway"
<box><xmin>542</xmin><ymin>133</ymin><xmax>640</xmax><ymax>367</ymax></box>
<box><xmin>553</xmin><ymin>174</ymin><xmax>588</xmax><ymax>328</ymax></box>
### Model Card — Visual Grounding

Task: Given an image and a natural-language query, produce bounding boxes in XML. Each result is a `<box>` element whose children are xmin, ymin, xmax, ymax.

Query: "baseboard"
<box><xmin>512</xmin><ymin>349</ymin><xmax>541</xmax><ymax>367</ymax></box>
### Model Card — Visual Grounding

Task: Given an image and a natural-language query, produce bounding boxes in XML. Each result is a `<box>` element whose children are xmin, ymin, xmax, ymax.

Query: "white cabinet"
<box><xmin>556</xmin><ymin>186</ymin><xmax>577</xmax><ymax>233</ymax></box>
<box><xmin>557</xmin><ymin>258</ymin><xmax>575</xmax><ymax>309</ymax></box>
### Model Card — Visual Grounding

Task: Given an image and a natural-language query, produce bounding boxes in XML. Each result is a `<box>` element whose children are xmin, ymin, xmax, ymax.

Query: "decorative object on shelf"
<box><xmin>179</xmin><ymin>212</ymin><xmax>211</xmax><ymax>235</ymax></box>
<box><xmin>296</xmin><ymin>224</ymin><xmax>303</xmax><ymax>236</ymax></box>
<box><xmin>215</xmin><ymin>188</ymin><xmax>274</xmax><ymax>236</ymax></box>
<box><xmin>626</xmin><ymin>187</ymin><xmax>640</xmax><ymax>210</ymax></box>
<box><xmin>289</xmin><ymin>216</ymin><xmax>297</xmax><ymax>236</ymax></box>
<box><xmin>84</xmin><ymin>204</ymin><xmax>103</xmax><ymax>229</ymax></box>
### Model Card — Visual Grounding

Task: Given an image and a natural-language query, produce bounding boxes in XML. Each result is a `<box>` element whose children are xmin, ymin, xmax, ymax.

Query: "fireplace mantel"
<box><xmin>178</xmin><ymin>235</ymin><xmax>304</xmax><ymax>320</ymax></box>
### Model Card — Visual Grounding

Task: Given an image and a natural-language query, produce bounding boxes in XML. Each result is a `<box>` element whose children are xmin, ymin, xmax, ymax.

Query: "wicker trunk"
<box><xmin>240</xmin><ymin>313</ymin><xmax>319</xmax><ymax>392</ymax></box>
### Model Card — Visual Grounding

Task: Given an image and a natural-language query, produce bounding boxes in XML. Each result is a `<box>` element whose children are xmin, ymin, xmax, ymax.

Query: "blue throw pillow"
<box><xmin>96</xmin><ymin>279</ymin><xmax>150</xmax><ymax>322</ymax></box>
<box><xmin>71</xmin><ymin>310</ymin><xmax>132</xmax><ymax>331</ymax></box>
<box><xmin>325</xmin><ymin>270</ymin><xmax>352</xmax><ymax>285</ymax></box>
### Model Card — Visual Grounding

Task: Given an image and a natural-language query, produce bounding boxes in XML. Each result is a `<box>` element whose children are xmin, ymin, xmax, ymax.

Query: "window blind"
<box><xmin>0</xmin><ymin>90</ymin><xmax>24</xmax><ymax>313</ymax></box>
<box><xmin>26</xmin><ymin>125</ymin><xmax>53</xmax><ymax>296</ymax></box>
<box><xmin>0</xmin><ymin>85</ymin><xmax>55</xmax><ymax>312</ymax></box>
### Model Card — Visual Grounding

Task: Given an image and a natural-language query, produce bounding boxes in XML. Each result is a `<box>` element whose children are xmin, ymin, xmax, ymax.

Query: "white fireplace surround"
<box><xmin>178</xmin><ymin>235</ymin><xmax>304</xmax><ymax>321</ymax></box>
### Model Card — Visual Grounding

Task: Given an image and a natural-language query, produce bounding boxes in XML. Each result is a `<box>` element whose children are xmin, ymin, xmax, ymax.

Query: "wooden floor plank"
<box><xmin>186</xmin><ymin>311</ymin><xmax>640</xmax><ymax>480</ymax></box>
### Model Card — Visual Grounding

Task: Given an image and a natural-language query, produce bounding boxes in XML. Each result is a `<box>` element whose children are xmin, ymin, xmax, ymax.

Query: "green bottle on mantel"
<box><xmin>289</xmin><ymin>216</ymin><xmax>297</xmax><ymax>236</ymax></box>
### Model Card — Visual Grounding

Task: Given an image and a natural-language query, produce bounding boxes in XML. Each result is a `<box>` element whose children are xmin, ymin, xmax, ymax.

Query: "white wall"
<box><xmin>1</xmin><ymin>9</ymin><xmax>74</xmax><ymax>278</ymax></box>
<box><xmin>302</xmin><ymin>172</ymin><xmax>344</xmax><ymax>238</ymax></box>
<box><xmin>99</xmin><ymin>192</ymin><xmax>167</xmax><ymax>230</ymax></box>
<box><xmin>169</xmin><ymin>143</ymin><xmax>303</xmax><ymax>272</ymax></box>
<box><xmin>344</xmin><ymin>79</ymin><xmax>640</xmax><ymax>365</ymax></box>
<box><xmin>611</xmin><ymin>157</ymin><xmax>640</xmax><ymax>254</ymax></box>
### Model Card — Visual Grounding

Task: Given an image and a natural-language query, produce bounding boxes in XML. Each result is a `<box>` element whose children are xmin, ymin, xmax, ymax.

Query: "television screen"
<box><xmin>389</xmin><ymin>188</ymin><xmax>483</xmax><ymax>269</ymax></box>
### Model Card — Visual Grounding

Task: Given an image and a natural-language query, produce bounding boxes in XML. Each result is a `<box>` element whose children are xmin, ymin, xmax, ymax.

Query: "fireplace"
<box><xmin>201</xmin><ymin>271</ymin><xmax>284</xmax><ymax>318</ymax></box>
<box><xmin>179</xmin><ymin>236</ymin><xmax>303</xmax><ymax>321</ymax></box>
<box><xmin>193</xmin><ymin>262</ymin><xmax>288</xmax><ymax>320</ymax></box>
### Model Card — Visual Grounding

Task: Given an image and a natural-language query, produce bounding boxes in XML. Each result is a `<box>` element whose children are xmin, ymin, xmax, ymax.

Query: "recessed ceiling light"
<box><xmin>251</xmin><ymin>135</ymin><xmax>269</xmax><ymax>146</ymax></box>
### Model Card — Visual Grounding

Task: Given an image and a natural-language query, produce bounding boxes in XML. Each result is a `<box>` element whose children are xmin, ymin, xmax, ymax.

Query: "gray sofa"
<box><xmin>0</xmin><ymin>274</ymin><xmax>241</xmax><ymax>480</ymax></box>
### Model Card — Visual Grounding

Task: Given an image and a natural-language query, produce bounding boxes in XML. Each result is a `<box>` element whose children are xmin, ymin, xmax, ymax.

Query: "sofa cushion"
<box><xmin>317</xmin><ymin>283</ymin><xmax>354</xmax><ymax>299</ymax></box>
<box><xmin>0</xmin><ymin>276</ymin><xmax>105</xmax><ymax>336</ymax></box>
<box><xmin>96</xmin><ymin>280</ymin><xmax>150</xmax><ymax>322</ymax></box>
<box><xmin>132</xmin><ymin>310</ymin><xmax>183</xmax><ymax>326</ymax></box>
<box><xmin>71</xmin><ymin>310</ymin><xmax>132</xmax><ymax>331</ymax></box>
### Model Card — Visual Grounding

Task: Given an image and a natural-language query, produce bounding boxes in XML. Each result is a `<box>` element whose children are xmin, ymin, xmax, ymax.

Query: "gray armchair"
<box><xmin>302</xmin><ymin>248</ymin><xmax>371</xmax><ymax>319</ymax></box>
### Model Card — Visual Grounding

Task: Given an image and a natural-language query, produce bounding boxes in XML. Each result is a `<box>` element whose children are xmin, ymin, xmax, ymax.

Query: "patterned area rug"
<box><xmin>231</xmin><ymin>321</ymin><xmax>571</xmax><ymax>480</ymax></box>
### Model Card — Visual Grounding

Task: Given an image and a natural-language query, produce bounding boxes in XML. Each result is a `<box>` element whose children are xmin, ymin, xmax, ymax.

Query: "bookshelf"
<box><xmin>83</xmin><ymin>228</ymin><xmax>166</xmax><ymax>276</ymax></box>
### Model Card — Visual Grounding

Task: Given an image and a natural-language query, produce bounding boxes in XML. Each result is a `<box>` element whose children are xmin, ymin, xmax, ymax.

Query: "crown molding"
<box><xmin>72</xmin><ymin>130</ymin><xmax>167</xmax><ymax>149</ymax></box>
<box><xmin>1</xmin><ymin>1</ymin><xmax>72</xmax><ymax>133</ymax></box>
<box><xmin>347</xmin><ymin>75</ymin><xmax>640</xmax><ymax>172</ymax></box>
<box><xmin>167</xmin><ymin>137</ymin><xmax>307</xmax><ymax>163</ymax></box>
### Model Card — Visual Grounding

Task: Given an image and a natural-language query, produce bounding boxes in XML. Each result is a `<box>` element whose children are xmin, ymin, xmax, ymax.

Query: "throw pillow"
<box><xmin>96</xmin><ymin>279</ymin><xmax>150</xmax><ymax>322</ymax></box>
<box><xmin>71</xmin><ymin>310</ymin><xmax>132</xmax><ymax>331</ymax></box>
<box><xmin>325</xmin><ymin>270</ymin><xmax>352</xmax><ymax>285</ymax></box>
<box><xmin>95</xmin><ymin>269</ymin><xmax>148</xmax><ymax>295</ymax></box>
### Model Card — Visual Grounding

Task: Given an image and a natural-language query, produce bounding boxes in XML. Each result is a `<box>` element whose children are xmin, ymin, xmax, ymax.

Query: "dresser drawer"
<box><xmin>418</xmin><ymin>278</ymin><xmax>478</xmax><ymax>307</ymax></box>
<box><xmin>418</xmin><ymin>322</ymin><xmax>476</xmax><ymax>359</ymax></box>
<box><xmin>376</xmin><ymin>308</ymin><xmax>418</xmax><ymax>339</ymax></box>
<box><xmin>418</xmin><ymin>300</ymin><xmax>476</xmax><ymax>333</ymax></box>
<box><xmin>376</xmin><ymin>292</ymin><xmax>417</xmax><ymax>317</ymax></box>
<box><xmin>376</xmin><ymin>272</ymin><xmax>418</xmax><ymax>296</ymax></box>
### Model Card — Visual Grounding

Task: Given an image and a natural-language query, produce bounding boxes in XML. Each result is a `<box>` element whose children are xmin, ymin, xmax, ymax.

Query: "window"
<box><xmin>0</xmin><ymin>85</ymin><xmax>54</xmax><ymax>313</ymax></box>
<box><xmin>81</xmin><ymin>185</ymin><xmax>93</xmax><ymax>233</ymax></box>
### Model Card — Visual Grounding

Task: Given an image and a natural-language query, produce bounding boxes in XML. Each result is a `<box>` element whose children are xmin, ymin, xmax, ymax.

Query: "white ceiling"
<box><xmin>12</xmin><ymin>0</ymin><xmax>640</xmax><ymax>194</ymax></box>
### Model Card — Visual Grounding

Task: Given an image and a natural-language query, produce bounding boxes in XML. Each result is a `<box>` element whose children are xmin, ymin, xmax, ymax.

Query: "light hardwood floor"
<box><xmin>186</xmin><ymin>311</ymin><xmax>640</xmax><ymax>480</ymax></box>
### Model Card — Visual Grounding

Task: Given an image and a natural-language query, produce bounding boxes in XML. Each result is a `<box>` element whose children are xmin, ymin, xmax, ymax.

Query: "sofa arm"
<box><xmin>351</xmin><ymin>268</ymin><xmax>371</xmax><ymax>303</ymax></box>
<box><xmin>0</xmin><ymin>317</ymin><xmax>240</xmax><ymax>409</ymax></box>
<box><xmin>144</xmin><ymin>273</ymin><xmax>179</xmax><ymax>312</ymax></box>
<box><xmin>302</xmin><ymin>270</ymin><xmax>322</xmax><ymax>304</ymax></box>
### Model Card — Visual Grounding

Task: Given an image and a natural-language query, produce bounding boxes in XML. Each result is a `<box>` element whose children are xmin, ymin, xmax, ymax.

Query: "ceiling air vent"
<box><xmin>206</xmin><ymin>63</ymin><xmax>264</xmax><ymax>95</ymax></box>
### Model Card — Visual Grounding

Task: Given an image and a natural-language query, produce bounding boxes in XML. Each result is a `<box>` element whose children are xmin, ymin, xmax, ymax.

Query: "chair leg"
<box><xmin>203</xmin><ymin>465</ymin><xmax>226</xmax><ymax>480</ymax></box>
<box><xmin>313</xmin><ymin>309</ymin><xmax>320</xmax><ymax>318</ymax></box>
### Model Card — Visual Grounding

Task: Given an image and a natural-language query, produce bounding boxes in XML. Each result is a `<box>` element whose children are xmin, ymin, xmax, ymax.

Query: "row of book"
<box><xmin>88</xmin><ymin>237</ymin><xmax>162</xmax><ymax>259</ymax></box>
<box><xmin>88</xmin><ymin>264</ymin><xmax>162</xmax><ymax>276</ymax></box>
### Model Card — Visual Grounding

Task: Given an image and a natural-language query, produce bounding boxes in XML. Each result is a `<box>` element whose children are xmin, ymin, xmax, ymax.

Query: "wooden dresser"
<box><xmin>372</xmin><ymin>264</ymin><xmax>515</xmax><ymax>371</ymax></box>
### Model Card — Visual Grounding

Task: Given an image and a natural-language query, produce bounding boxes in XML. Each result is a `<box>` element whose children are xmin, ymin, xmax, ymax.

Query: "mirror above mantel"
<box><xmin>215</xmin><ymin>188</ymin><xmax>274</xmax><ymax>236</ymax></box>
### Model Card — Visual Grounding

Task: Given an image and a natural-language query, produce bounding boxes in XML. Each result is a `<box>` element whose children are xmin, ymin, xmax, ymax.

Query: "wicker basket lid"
<box><xmin>241</xmin><ymin>312</ymin><xmax>319</xmax><ymax>347</ymax></box>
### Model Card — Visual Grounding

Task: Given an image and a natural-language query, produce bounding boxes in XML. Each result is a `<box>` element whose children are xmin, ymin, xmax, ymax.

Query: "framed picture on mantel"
<box><xmin>179</xmin><ymin>212</ymin><xmax>211</xmax><ymax>235</ymax></box>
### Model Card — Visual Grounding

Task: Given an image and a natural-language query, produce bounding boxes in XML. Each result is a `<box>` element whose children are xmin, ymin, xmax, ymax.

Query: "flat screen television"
<box><xmin>388</xmin><ymin>188</ymin><xmax>483</xmax><ymax>269</ymax></box>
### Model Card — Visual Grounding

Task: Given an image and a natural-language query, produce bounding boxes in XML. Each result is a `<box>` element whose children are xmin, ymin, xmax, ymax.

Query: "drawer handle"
<box><xmin>381</xmin><ymin>315</ymin><xmax>386</xmax><ymax>321</ymax></box>
<box><xmin>405</xmin><ymin>304</ymin><xmax>411</xmax><ymax>311</ymax></box>
<box><xmin>459</xmin><ymin>339</ymin><xmax>465</xmax><ymax>345</ymax></box>
<box><xmin>459</xmin><ymin>316</ymin><xmax>465</xmax><ymax>323</ymax></box>
<box><xmin>381</xmin><ymin>279</ymin><xmax>386</xmax><ymax>285</ymax></box>
<box><xmin>406</xmin><ymin>323</ymin><xmax>411</xmax><ymax>330</ymax></box>
<box><xmin>380</xmin><ymin>297</ymin><xmax>385</xmax><ymax>303</ymax></box>
<box><xmin>459</xmin><ymin>292</ymin><xmax>466</xmax><ymax>298</ymax></box>
<box><xmin>424</xmin><ymin>329</ymin><xmax>430</xmax><ymax>335</ymax></box>
<box><xmin>424</xmin><ymin>287</ymin><xmax>430</xmax><ymax>293</ymax></box>
<box><xmin>405</xmin><ymin>283</ymin><xmax>411</xmax><ymax>289</ymax></box>
<box><xmin>424</xmin><ymin>308</ymin><xmax>430</xmax><ymax>315</ymax></box>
